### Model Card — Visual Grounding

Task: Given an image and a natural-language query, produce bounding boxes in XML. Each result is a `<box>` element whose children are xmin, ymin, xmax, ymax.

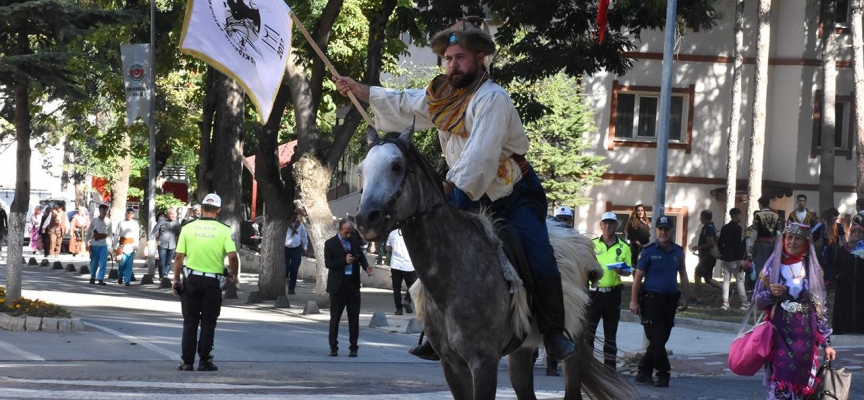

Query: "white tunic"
<box><xmin>386</xmin><ymin>229</ymin><xmax>414</xmax><ymax>272</ymax></box>
<box><xmin>114</xmin><ymin>219</ymin><xmax>140</xmax><ymax>254</ymax></box>
<box><xmin>369</xmin><ymin>80</ymin><xmax>530</xmax><ymax>201</ymax></box>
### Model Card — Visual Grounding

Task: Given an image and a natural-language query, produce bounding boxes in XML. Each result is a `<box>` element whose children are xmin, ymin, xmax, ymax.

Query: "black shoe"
<box><xmin>89</xmin><ymin>278</ymin><xmax>95</xmax><ymax>284</ymax></box>
<box><xmin>403</xmin><ymin>301</ymin><xmax>413</xmax><ymax>314</ymax></box>
<box><xmin>125</xmin><ymin>282</ymin><xmax>131</xmax><ymax>286</ymax></box>
<box><xmin>395</xmin><ymin>309</ymin><xmax>403</xmax><ymax>315</ymax></box>
<box><xmin>198</xmin><ymin>362</ymin><xmax>218</xmax><ymax>371</ymax></box>
<box><xmin>97</xmin><ymin>280</ymin><xmax>106</xmax><ymax>286</ymax></box>
<box><xmin>545</xmin><ymin>364</ymin><xmax>560</xmax><ymax>376</ymax></box>
<box><xmin>118</xmin><ymin>279</ymin><xmax>123</xmax><ymax>284</ymax></box>
<box><xmin>131</xmin><ymin>275</ymin><xmax>137</xmax><ymax>282</ymax></box>
<box><xmin>654</xmin><ymin>377</ymin><xmax>670</xmax><ymax>387</ymax></box>
<box><xmin>635</xmin><ymin>374</ymin><xmax>655</xmax><ymax>385</ymax></box>
<box><xmin>178</xmin><ymin>363</ymin><xmax>193</xmax><ymax>371</ymax></box>
<box><xmin>288</xmin><ymin>290</ymin><xmax>296</xmax><ymax>295</ymax></box>
<box><xmin>329</xmin><ymin>348</ymin><xmax>338</xmax><ymax>357</ymax></box>
<box><xmin>408</xmin><ymin>341</ymin><xmax>440</xmax><ymax>361</ymax></box>
<box><xmin>348</xmin><ymin>350</ymin><xmax>357</xmax><ymax>357</ymax></box>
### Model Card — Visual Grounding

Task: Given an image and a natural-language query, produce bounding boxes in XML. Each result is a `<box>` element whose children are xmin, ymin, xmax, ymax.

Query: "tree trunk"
<box><xmin>725</xmin><ymin>0</ymin><xmax>745</xmax><ymax>224</ymax></box>
<box><xmin>207</xmin><ymin>72</ymin><xmax>246</xmax><ymax>271</ymax></box>
<box><xmin>747</xmin><ymin>0</ymin><xmax>771</xmax><ymax>225</ymax></box>
<box><xmin>851</xmin><ymin>0</ymin><xmax>864</xmax><ymax>198</ymax></box>
<box><xmin>820</xmin><ymin>0</ymin><xmax>837</xmax><ymax>212</ymax></box>
<box><xmin>5</xmin><ymin>79</ymin><xmax>32</xmax><ymax>302</ymax></box>
<box><xmin>294</xmin><ymin>154</ymin><xmax>337</xmax><ymax>308</ymax></box>
<box><xmin>74</xmin><ymin>183</ymin><xmax>87</xmax><ymax>211</ymax></box>
<box><xmin>196</xmin><ymin>68</ymin><xmax>216</xmax><ymax>204</ymax></box>
<box><xmin>254</xmin><ymin>82</ymin><xmax>295</xmax><ymax>300</ymax></box>
<box><xmin>110</xmin><ymin>133</ymin><xmax>132</xmax><ymax>228</ymax></box>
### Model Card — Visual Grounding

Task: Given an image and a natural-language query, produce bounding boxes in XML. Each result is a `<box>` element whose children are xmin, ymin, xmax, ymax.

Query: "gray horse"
<box><xmin>354</xmin><ymin>127</ymin><xmax>635</xmax><ymax>400</ymax></box>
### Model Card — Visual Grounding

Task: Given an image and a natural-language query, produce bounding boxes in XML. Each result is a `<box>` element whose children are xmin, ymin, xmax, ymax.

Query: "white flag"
<box><xmin>179</xmin><ymin>0</ymin><xmax>293</xmax><ymax>124</ymax></box>
<box><xmin>121</xmin><ymin>44</ymin><xmax>153</xmax><ymax>127</ymax></box>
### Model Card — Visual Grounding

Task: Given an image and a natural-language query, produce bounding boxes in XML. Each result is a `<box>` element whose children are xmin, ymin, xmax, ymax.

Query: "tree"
<box><xmin>512</xmin><ymin>73</ymin><xmax>606</xmax><ymax>207</ymax></box>
<box><xmin>0</xmin><ymin>0</ymin><xmax>131</xmax><ymax>301</ymax></box>
<box><xmin>851</xmin><ymin>0</ymin><xmax>864</xmax><ymax>198</ymax></box>
<box><xmin>725</xmin><ymin>0</ymin><xmax>745</xmax><ymax>224</ymax></box>
<box><xmin>820</xmin><ymin>0</ymin><xmax>838</xmax><ymax>213</ymax></box>
<box><xmin>747</xmin><ymin>0</ymin><xmax>771</xmax><ymax>224</ymax></box>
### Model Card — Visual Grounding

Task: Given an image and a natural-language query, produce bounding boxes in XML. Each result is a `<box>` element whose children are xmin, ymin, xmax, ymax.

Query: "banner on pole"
<box><xmin>120</xmin><ymin>44</ymin><xmax>153</xmax><ymax>127</ymax></box>
<box><xmin>179</xmin><ymin>0</ymin><xmax>293</xmax><ymax>124</ymax></box>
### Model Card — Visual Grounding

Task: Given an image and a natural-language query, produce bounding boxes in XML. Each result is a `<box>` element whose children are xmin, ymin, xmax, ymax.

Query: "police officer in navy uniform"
<box><xmin>172</xmin><ymin>193</ymin><xmax>238</xmax><ymax>371</ymax></box>
<box><xmin>628</xmin><ymin>215</ymin><xmax>689</xmax><ymax>388</ymax></box>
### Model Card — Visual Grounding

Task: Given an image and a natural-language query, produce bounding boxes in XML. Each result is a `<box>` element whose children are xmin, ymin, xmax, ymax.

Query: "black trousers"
<box><xmin>586</xmin><ymin>285</ymin><xmax>623</xmax><ymax>369</ymax></box>
<box><xmin>41</xmin><ymin>232</ymin><xmax>51</xmax><ymax>257</ymax></box>
<box><xmin>638</xmin><ymin>290</ymin><xmax>680</xmax><ymax>378</ymax></box>
<box><xmin>180</xmin><ymin>274</ymin><xmax>222</xmax><ymax>365</ymax></box>
<box><xmin>391</xmin><ymin>269</ymin><xmax>417</xmax><ymax>310</ymax></box>
<box><xmin>329</xmin><ymin>277</ymin><xmax>361</xmax><ymax>351</ymax></box>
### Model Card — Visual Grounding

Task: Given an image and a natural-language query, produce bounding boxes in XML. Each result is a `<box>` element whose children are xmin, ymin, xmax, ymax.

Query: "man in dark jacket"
<box><xmin>718</xmin><ymin>208</ymin><xmax>748</xmax><ymax>310</ymax></box>
<box><xmin>324</xmin><ymin>218</ymin><xmax>373</xmax><ymax>357</ymax></box>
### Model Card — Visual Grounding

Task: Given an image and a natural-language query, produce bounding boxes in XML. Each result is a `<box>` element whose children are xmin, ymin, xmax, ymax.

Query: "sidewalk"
<box><xmin>6</xmin><ymin>247</ymin><xmax>864</xmax><ymax>378</ymax></box>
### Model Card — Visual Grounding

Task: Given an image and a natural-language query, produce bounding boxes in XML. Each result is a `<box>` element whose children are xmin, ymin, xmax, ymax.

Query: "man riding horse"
<box><xmin>336</xmin><ymin>17</ymin><xmax>577</xmax><ymax>362</ymax></box>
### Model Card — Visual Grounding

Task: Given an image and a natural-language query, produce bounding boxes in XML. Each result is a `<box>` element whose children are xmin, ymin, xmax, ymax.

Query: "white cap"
<box><xmin>600</xmin><ymin>211</ymin><xmax>618</xmax><ymax>222</ymax></box>
<box><xmin>555</xmin><ymin>206</ymin><xmax>573</xmax><ymax>218</ymax></box>
<box><xmin>202</xmin><ymin>193</ymin><xmax>222</xmax><ymax>208</ymax></box>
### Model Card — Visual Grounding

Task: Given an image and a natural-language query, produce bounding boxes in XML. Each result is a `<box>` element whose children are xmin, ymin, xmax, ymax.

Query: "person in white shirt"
<box><xmin>284</xmin><ymin>212</ymin><xmax>308</xmax><ymax>295</ymax></box>
<box><xmin>86</xmin><ymin>204</ymin><xmax>112</xmax><ymax>285</ymax></box>
<box><xmin>386</xmin><ymin>229</ymin><xmax>417</xmax><ymax>315</ymax></box>
<box><xmin>114</xmin><ymin>208</ymin><xmax>140</xmax><ymax>286</ymax></box>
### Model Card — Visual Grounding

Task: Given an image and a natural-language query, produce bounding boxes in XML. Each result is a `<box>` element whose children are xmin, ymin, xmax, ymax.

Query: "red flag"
<box><xmin>596</xmin><ymin>0</ymin><xmax>610</xmax><ymax>43</ymax></box>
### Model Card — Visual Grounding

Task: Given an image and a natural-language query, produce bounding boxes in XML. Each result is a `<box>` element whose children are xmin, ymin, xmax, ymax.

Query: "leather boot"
<box><xmin>534</xmin><ymin>275</ymin><xmax>577</xmax><ymax>360</ymax></box>
<box><xmin>408</xmin><ymin>340</ymin><xmax>440</xmax><ymax>361</ymax></box>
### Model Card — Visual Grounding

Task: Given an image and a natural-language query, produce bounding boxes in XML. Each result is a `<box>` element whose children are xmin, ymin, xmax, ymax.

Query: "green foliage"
<box><xmin>511</xmin><ymin>73</ymin><xmax>607</xmax><ymax>207</ymax></box>
<box><xmin>155</xmin><ymin>192</ymin><xmax>184</xmax><ymax>210</ymax></box>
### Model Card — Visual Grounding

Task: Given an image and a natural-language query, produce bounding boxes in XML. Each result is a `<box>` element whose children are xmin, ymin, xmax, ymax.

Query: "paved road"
<box><xmin>1</xmin><ymin>253</ymin><xmax>863</xmax><ymax>399</ymax></box>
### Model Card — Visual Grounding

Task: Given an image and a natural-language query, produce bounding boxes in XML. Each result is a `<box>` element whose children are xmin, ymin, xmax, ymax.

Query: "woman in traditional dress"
<box><xmin>68</xmin><ymin>206</ymin><xmax>90</xmax><ymax>256</ymax></box>
<box><xmin>28</xmin><ymin>206</ymin><xmax>42</xmax><ymax>252</ymax></box>
<box><xmin>833</xmin><ymin>223</ymin><xmax>864</xmax><ymax>334</ymax></box>
<box><xmin>624</xmin><ymin>203</ymin><xmax>651</xmax><ymax>267</ymax></box>
<box><xmin>812</xmin><ymin>209</ymin><xmax>845</xmax><ymax>288</ymax></box>
<box><xmin>754</xmin><ymin>222</ymin><xmax>836</xmax><ymax>399</ymax></box>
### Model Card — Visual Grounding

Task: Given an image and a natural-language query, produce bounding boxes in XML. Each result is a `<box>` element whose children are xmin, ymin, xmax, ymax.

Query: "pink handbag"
<box><xmin>728</xmin><ymin>304</ymin><xmax>774</xmax><ymax>376</ymax></box>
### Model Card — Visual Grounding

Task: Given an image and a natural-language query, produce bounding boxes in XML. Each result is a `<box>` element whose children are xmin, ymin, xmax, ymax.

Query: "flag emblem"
<box><xmin>180</xmin><ymin>0</ymin><xmax>292</xmax><ymax>123</ymax></box>
<box><xmin>128</xmin><ymin>61</ymin><xmax>147</xmax><ymax>82</ymax></box>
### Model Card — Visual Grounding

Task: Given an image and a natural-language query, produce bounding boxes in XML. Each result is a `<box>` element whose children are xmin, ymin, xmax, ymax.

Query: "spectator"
<box><xmin>813</xmin><ymin>208</ymin><xmax>845</xmax><ymax>288</ymax></box>
<box><xmin>833</xmin><ymin>224</ymin><xmax>864</xmax><ymax>334</ymax></box>
<box><xmin>588</xmin><ymin>211</ymin><xmax>631</xmax><ymax>371</ymax></box>
<box><xmin>748</xmin><ymin>197</ymin><xmax>783</xmax><ymax>290</ymax></box>
<box><xmin>151</xmin><ymin>208</ymin><xmax>181</xmax><ymax>280</ymax></box>
<box><xmin>284</xmin><ymin>212</ymin><xmax>308</xmax><ymax>295</ymax></box>
<box><xmin>28</xmin><ymin>206</ymin><xmax>43</xmax><ymax>253</ymax></box>
<box><xmin>629</xmin><ymin>215</ymin><xmax>689</xmax><ymax>388</ymax></box>
<box><xmin>717</xmin><ymin>208</ymin><xmax>748</xmax><ymax>311</ymax></box>
<box><xmin>851</xmin><ymin>198</ymin><xmax>864</xmax><ymax>227</ymax></box>
<box><xmin>386</xmin><ymin>229</ymin><xmax>417</xmax><ymax>315</ymax></box>
<box><xmin>625</xmin><ymin>204</ymin><xmax>651</xmax><ymax>268</ymax></box>
<box><xmin>787</xmin><ymin>194</ymin><xmax>817</xmax><ymax>227</ymax></box>
<box><xmin>68</xmin><ymin>206</ymin><xmax>90</xmax><ymax>257</ymax></box>
<box><xmin>554</xmin><ymin>206</ymin><xmax>574</xmax><ymax>228</ymax></box>
<box><xmin>0</xmin><ymin>203</ymin><xmax>7</xmax><ymax>250</ymax></box>
<box><xmin>324</xmin><ymin>218</ymin><xmax>373</xmax><ymax>357</ymax></box>
<box><xmin>690</xmin><ymin>210</ymin><xmax>722</xmax><ymax>301</ymax></box>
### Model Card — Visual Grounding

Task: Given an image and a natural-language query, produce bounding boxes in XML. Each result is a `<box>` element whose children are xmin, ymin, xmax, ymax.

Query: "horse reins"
<box><xmin>370</xmin><ymin>137</ymin><xmax>445</xmax><ymax>230</ymax></box>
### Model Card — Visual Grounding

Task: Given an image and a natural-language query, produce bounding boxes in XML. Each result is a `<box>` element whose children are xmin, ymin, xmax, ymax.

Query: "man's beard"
<box><xmin>447</xmin><ymin>67</ymin><xmax>479</xmax><ymax>89</ymax></box>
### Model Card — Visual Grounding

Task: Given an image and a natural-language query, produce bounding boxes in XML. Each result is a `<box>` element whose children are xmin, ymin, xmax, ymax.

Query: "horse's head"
<box><xmin>355</xmin><ymin>123</ymin><xmax>441</xmax><ymax>240</ymax></box>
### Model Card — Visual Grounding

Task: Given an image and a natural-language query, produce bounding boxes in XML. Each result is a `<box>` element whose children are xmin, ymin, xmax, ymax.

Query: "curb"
<box><xmin>0</xmin><ymin>313</ymin><xmax>84</xmax><ymax>332</ymax></box>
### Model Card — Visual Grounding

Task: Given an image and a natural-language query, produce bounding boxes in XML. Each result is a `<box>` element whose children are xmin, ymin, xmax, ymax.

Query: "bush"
<box><xmin>0</xmin><ymin>286</ymin><xmax>72</xmax><ymax>318</ymax></box>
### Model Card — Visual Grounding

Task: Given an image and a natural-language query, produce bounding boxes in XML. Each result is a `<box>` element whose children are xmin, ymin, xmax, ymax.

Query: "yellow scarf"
<box><xmin>425</xmin><ymin>74</ymin><xmax>487</xmax><ymax>139</ymax></box>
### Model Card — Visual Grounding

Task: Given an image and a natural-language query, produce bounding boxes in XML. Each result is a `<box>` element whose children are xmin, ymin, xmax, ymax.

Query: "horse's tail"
<box><xmin>409</xmin><ymin>279</ymin><xmax>425</xmax><ymax>321</ymax></box>
<box><xmin>546</xmin><ymin>221</ymin><xmax>604</xmax><ymax>338</ymax></box>
<box><xmin>565</xmin><ymin>341</ymin><xmax>639</xmax><ymax>400</ymax></box>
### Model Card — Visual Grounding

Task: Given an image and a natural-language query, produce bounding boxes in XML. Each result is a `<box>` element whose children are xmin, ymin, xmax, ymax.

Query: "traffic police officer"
<box><xmin>172</xmin><ymin>193</ymin><xmax>238</xmax><ymax>371</ymax></box>
<box><xmin>589</xmin><ymin>211</ymin><xmax>631</xmax><ymax>370</ymax></box>
<box><xmin>629</xmin><ymin>215</ymin><xmax>689</xmax><ymax>388</ymax></box>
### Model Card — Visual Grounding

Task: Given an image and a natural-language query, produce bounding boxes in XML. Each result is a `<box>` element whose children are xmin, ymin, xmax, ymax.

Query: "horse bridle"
<box><xmin>370</xmin><ymin>137</ymin><xmax>445</xmax><ymax>230</ymax></box>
